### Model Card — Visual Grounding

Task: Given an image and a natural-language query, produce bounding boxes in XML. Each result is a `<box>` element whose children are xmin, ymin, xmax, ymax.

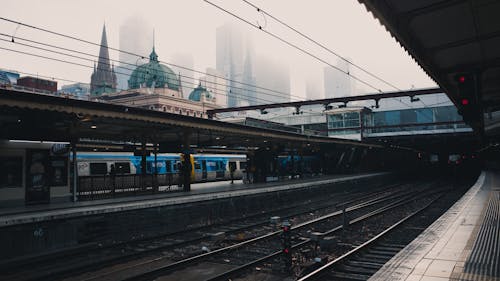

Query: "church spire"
<box><xmin>90</xmin><ymin>23</ymin><xmax>117</xmax><ymax>96</ymax></box>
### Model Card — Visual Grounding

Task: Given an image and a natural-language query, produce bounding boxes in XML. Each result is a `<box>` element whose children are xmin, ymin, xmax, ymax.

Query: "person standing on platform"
<box><xmin>230</xmin><ymin>163</ymin><xmax>236</xmax><ymax>184</ymax></box>
<box><xmin>109</xmin><ymin>164</ymin><xmax>116</xmax><ymax>194</ymax></box>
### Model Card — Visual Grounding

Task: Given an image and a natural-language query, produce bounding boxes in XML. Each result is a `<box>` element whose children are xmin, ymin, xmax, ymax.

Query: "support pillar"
<box><xmin>154</xmin><ymin>143</ymin><xmax>159</xmax><ymax>192</ymax></box>
<box><xmin>183</xmin><ymin>130</ymin><xmax>192</xmax><ymax>191</ymax></box>
<box><xmin>141</xmin><ymin>141</ymin><xmax>147</xmax><ymax>191</ymax></box>
<box><xmin>71</xmin><ymin>140</ymin><xmax>78</xmax><ymax>202</ymax></box>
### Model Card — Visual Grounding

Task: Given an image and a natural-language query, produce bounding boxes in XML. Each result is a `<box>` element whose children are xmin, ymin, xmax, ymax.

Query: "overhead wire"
<box><xmin>241</xmin><ymin>0</ymin><xmax>402</xmax><ymax>91</ymax></box>
<box><xmin>0</xmin><ymin>32</ymin><xmax>300</xmax><ymax>104</ymax></box>
<box><xmin>0</xmin><ymin>46</ymin><xmax>281</xmax><ymax>106</ymax></box>
<box><xmin>205</xmin><ymin>0</ymin><xmax>436</xmax><ymax>119</ymax></box>
<box><xmin>203</xmin><ymin>0</ymin><xmax>383</xmax><ymax>94</ymax></box>
<box><xmin>0</xmin><ymin>16</ymin><xmax>302</xmax><ymax>102</ymax></box>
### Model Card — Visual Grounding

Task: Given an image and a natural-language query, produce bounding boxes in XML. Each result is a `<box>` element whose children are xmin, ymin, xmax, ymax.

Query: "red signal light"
<box><xmin>461</xmin><ymin>98</ymin><xmax>469</xmax><ymax>105</ymax></box>
<box><xmin>283</xmin><ymin>248</ymin><xmax>289</xmax><ymax>254</ymax></box>
<box><xmin>458</xmin><ymin>76</ymin><xmax>465</xmax><ymax>83</ymax></box>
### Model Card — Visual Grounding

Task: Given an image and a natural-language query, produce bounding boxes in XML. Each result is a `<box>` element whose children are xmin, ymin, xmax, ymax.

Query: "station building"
<box><xmin>98</xmin><ymin>47</ymin><xmax>219</xmax><ymax>118</ymax></box>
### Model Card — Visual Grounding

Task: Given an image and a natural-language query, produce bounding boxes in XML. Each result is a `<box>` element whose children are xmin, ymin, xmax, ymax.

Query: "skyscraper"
<box><xmin>216</xmin><ymin>23</ymin><xmax>245</xmax><ymax>107</ymax></box>
<box><xmin>90</xmin><ymin>24</ymin><xmax>117</xmax><ymax>96</ymax></box>
<box><xmin>116</xmin><ymin>17</ymin><xmax>152</xmax><ymax>90</ymax></box>
<box><xmin>254</xmin><ymin>55</ymin><xmax>290</xmax><ymax>104</ymax></box>
<box><xmin>241</xmin><ymin>48</ymin><xmax>257</xmax><ymax>106</ymax></box>
<box><xmin>199</xmin><ymin>68</ymin><xmax>227</xmax><ymax>107</ymax></box>
<box><xmin>306</xmin><ymin>80</ymin><xmax>322</xmax><ymax>100</ymax></box>
<box><xmin>170</xmin><ymin>53</ymin><xmax>194</xmax><ymax>98</ymax></box>
<box><xmin>324</xmin><ymin>58</ymin><xmax>355</xmax><ymax>98</ymax></box>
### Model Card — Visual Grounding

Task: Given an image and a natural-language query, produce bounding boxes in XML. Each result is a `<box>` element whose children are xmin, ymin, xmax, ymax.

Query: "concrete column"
<box><xmin>183</xmin><ymin>130</ymin><xmax>192</xmax><ymax>191</ymax></box>
<box><xmin>154</xmin><ymin>143</ymin><xmax>159</xmax><ymax>192</ymax></box>
<box><xmin>71</xmin><ymin>140</ymin><xmax>78</xmax><ymax>202</ymax></box>
<box><xmin>141</xmin><ymin>141</ymin><xmax>147</xmax><ymax>190</ymax></box>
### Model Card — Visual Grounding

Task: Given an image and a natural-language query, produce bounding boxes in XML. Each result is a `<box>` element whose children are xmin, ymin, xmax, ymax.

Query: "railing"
<box><xmin>77</xmin><ymin>173</ymin><xmax>180</xmax><ymax>200</ymax></box>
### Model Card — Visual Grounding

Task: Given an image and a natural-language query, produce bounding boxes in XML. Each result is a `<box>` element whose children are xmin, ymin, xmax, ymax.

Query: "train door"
<box><xmin>202</xmin><ymin>160</ymin><xmax>207</xmax><ymax>180</ymax></box>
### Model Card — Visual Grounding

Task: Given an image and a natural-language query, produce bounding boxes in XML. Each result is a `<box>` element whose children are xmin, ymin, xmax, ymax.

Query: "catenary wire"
<box><xmin>0</xmin><ymin>45</ymin><xmax>281</xmax><ymax>105</ymax></box>
<box><xmin>241</xmin><ymin>0</ymin><xmax>402</xmax><ymax>91</ymax></box>
<box><xmin>0</xmin><ymin>33</ymin><xmax>301</xmax><ymax>103</ymax></box>
<box><xmin>204</xmin><ymin>0</ymin><xmax>383</xmax><ymax>93</ymax></box>
<box><xmin>0</xmin><ymin>16</ymin><xmax>301</xmax><ymax>101</ymax></box>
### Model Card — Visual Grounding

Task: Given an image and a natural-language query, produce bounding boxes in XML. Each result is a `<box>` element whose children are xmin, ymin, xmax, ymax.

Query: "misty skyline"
<box><xmin>0</xmin><ymin>0</ymin><xmax>438</xmax><ymax>103</ymax></box>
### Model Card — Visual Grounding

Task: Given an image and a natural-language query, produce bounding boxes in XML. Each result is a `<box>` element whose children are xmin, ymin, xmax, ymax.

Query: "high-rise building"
<box><xmin>324</xmin><ymin>58</ymin><xmax>355</xmax><ymax>98</ymax></box>
<box><xmin>254</xmin><ymin>55</ymin><xmax>290</xmax><ymax>105</ymax></box>
<box><xmin>306</xmin><ymin>79</ymin><xmax>322</xmax><ymax>100</ymax></box>
<box><xmin>241</xmin><ymin>48</ymin><xmax>257</xmax><ymax>106</ymax></box>
<box><xmin>216</xmin><ymin>23</ymin><xmax>245</xmax><ymax>108</ymax></box>
<box><xmin>90</xmin><ymin>24</ymin><xmax>117</xmax><ymax>96</ymax></box>
<box><xmin>116</xmin><ymin>17</ymin><xmax>152</xmax><ymax>91</ymax></box>
<box><xmin>170</xmin><ymin>53</ymin><xmax>194</xmax><ymax>98</ymax></box>
<box><xmin>199</xmin><ymin>68</ymin><xmax>227</xmax><ymax>107</ymax></box>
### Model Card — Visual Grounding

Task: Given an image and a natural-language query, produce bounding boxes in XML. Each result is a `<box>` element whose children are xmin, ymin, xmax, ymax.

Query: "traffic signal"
<box><xmin>281</xmin><ymin>221</ymin><xmax>292</xmax><ymax>271</ymax></box>
<box><xmin>455</xmin><ymin>73</ymin><xmax>480</xmax><ymax>124</ymax></box>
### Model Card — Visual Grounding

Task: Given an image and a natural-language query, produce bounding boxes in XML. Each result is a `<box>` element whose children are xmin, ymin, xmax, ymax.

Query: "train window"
<box><xmin>0</xmin><ymin>156</ymin><xmax>23</xmax><ymax>188</ymax></box>
<box><xmin>89</xmin><ymin>163</ymin><xmax>108</xmax><ymax>175</ymax></box>
<box><xmin>239</xmin><ymin>162</ymin><xmax>247</xmax><ymax>171</ymax></box>
<box><xmin>194</xmin><ymin>162</ymin><xmax>201</xmax><ymax>170</ymax></box>
<box><xmin>115</xmin><ymin>162</ymin><xmax>130</xmax><ymax>174</ymax></box>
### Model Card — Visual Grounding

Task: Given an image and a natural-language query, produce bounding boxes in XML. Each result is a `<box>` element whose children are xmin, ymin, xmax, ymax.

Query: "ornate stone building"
<box><xmin>99</xmin><ymin>46</ymin><xmax>218</xmax><ymax>118</ymax></box>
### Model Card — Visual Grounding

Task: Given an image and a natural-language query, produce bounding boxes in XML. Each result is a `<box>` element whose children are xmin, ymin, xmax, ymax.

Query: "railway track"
<box><xmin>78</xmin><ymin>180</ymin><xmax>442</xmax><ymax>281</ymax></box>
<box><xmin>0</xmin><ymin>180</ymin><xmax>403</xmax><ymax>281</ymax></box>
<box><xmin>296</xmin><ymin>180</ymin><xmax>471</xmax><ymax>281</ymax></box>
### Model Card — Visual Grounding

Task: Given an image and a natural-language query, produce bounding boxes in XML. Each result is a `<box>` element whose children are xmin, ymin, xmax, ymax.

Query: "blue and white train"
<box><xmin>76</xmin><ymin>152</ymin><xmax>247</xmax><ymax>183</ymax></box>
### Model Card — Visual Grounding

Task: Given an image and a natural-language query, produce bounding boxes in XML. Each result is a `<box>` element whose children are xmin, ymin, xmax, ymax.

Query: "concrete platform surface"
<box><xmin>369</xmin><ymin>170</ymin><xmax>499</xmax><ymax>281</ymax></box>
<box><xmin>0</xmin><ymin>172</ymin><xmax>386</xmax><ymax>228</ymax></box>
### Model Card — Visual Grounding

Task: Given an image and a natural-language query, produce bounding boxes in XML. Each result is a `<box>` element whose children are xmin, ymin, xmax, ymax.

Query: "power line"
<box><xmin>204</xmin><ymin>0</ymin><xmax>383</xmax><ymax>94</ymax></box>
<box><xmin>0</xmin><ymin>35</ymin><xmax>296</xmax><ymax>105</ymax></box>
<box><xmin>0</xmin><ymin>16</ymin><xmax>301</xmax><ymax>102</ymax></box>
<box><xmin>241</xmin><ymin>0</ymin><xmax>402</xmax><ymax>91</ymax></box>
<box><xmin>0</xmin><ymin>45</ymin><xmax>282</xmax><ymax>105</ymax></box>
<box><xmin>0</xmin><ymin>33</ymin><xmax>301</xmax><ymax>105</ymax></box>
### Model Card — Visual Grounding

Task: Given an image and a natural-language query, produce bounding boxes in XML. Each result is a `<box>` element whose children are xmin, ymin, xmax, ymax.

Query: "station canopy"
<box><xmin>359</xmin><ymin>0</ymin><xmax>500</xmax><ymax>136</ymax></box>
<box><xmin>0</xmin><ymin>88</ymin><xmax>383</xmax><ymax>152</ymax></box>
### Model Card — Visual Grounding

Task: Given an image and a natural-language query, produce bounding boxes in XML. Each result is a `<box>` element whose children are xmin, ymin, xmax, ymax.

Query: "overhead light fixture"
<box><xmin>90</xmin><ymin>125</ymin><xmax>97</xmax><ymax>129</ymax></box>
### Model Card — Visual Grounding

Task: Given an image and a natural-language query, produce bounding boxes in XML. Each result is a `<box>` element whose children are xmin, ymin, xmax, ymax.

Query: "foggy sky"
<box><xmin>0</xmin><ymin>0</ymin><xmax>437</xmax><ymax>100</ymax></box>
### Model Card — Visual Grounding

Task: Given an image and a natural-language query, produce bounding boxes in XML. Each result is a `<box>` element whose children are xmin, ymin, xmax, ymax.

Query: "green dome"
<box><xmin>128</xmin><ymin>48</ymin><xmax>180</xmax><ymax>90</ymax></box>
<box><xmin>189</xmin><ymin>84</ymin><xmax>212</xmax><ymax>102</ymax></box>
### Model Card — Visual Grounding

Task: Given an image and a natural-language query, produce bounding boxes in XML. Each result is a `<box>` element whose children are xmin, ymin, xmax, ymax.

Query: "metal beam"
<box><xmin>207</xmin><ymin>88</ymin><xmax>442</xmax><ymax>114</ymax></box>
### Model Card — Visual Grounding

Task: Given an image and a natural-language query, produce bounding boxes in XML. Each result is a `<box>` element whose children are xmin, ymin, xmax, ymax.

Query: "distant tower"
<box><xmin>90</xmin><ymin>24</ymin><xmax>117</xmax><ymax>96</ymax></box>
<box><xmin>242</xmin><ymin>48</ymin><xmax>256</xmax><ymax>105</ymax></box>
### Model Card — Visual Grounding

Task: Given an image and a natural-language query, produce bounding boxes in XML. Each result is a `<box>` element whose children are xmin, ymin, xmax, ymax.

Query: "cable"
<box><xmin>0</xmin><ymin>46</ymin><xmax>281</xmax><ymax>105</ymax></box>
<box><xmin>0</xmin><ymin>33</ymin><xmax>301</xmax><ymax>104</ymax></box>
<box><xmin>204</xmin><ymin>0</ymin><xmax>383</xmax><ymax>93</ymax></box>
<box><xmin>0</xmin><ymin>16</ymin><xmax>301</xmax><ymax>102</ymax></box>
<box><xmin>241</xmin><ymin>0</ymin><xmax>402</xmax><ymax>91</ymax></box>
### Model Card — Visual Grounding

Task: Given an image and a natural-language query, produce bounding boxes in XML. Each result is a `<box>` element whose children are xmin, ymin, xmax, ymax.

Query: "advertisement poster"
<box><xmin>50</xmin><ymin>144</ymin><xmax>69</xmax><ymax>186</ymax></box>
<box><xmin>25</xmin><ymin>149</ymin><xmax>50</xmax><ymax>204</ymax></box>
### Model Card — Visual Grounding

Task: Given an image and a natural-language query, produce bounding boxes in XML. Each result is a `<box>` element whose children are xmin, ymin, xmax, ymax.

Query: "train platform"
<box><xmin>369</xmin><ymin>170</ymin><xmax>499</xmax><ymax>281</ymax></box>
<box><xmin>0</xmin><ymin>172</ymin><xmax>386</xmax><ymax>228</ymax></box>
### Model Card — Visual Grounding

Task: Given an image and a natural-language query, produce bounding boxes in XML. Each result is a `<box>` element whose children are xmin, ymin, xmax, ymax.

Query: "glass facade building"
<box><xmin>327</xmin><ymin>105</ymin><xmax>471</xmax><ymax>139</ymax></box>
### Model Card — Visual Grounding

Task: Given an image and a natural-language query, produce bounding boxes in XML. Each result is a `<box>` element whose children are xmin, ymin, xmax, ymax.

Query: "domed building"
<box><xmin>99</xmin><ymin>44</ymin><xmax>219</xmax><ymax>118</ymax></box>
<box><xmin>128</xmin><ymin>47</ymin><xmax>180</xmax><ymax>91</ymax></box>
<box><xmin>188</xmin><ymin>84</ymin><xmax>216</xmax><ymax>103</ymax></box>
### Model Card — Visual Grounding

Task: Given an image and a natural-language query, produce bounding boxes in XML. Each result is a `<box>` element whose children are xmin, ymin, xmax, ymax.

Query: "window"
<box><xmin>0</xmin><ymin>156</ymin><xmax>23</xmax><ymax>188</ymax></box>
<box><xmin>89</xmin><ymin>163</ymin><xmax>108</xmax><ymax>175</ymax></box>
<box><xmin>194</xmin><ymin>161</ymin><xmax>201</xmax><ymax>170</ymax></box>
<box><xmin>115</xmin><ymin>162</ymin><xmax>130</xmax><ymax>174</ymax></box>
